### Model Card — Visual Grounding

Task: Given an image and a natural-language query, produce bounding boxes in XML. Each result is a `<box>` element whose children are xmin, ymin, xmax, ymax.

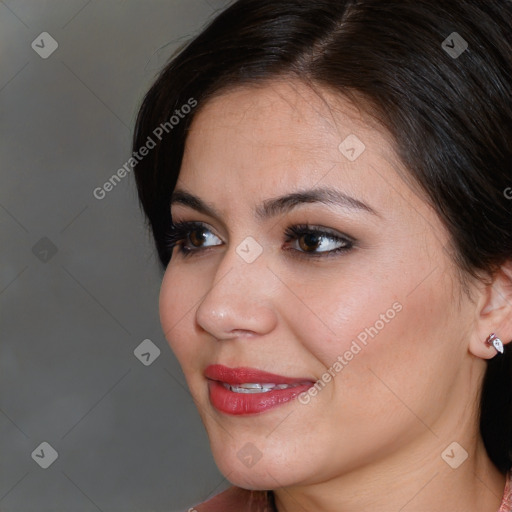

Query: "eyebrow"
<box><xmin>170</xmin><ymin>186</ymin><xmax>380</xmax><ymax>221</ymax></box>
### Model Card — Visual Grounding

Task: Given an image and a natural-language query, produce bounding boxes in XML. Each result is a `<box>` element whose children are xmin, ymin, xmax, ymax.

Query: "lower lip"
<box><xmin>207</xmin><ymin>379</ymin><xmax>314</xmax><ymax>415</ymax></box>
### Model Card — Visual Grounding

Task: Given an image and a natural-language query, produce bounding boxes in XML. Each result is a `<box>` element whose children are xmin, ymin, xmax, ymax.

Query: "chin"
<box><xmin>211</xmin><ymin>447</ymin><xmax>309</xmax><ymax>490</ymax></box>
<box><xmin>226</xmin><ymin>474</ymin><xmax>276</xmax><ymax>491</ymax></box>
<box><xmin>221</xmin><ymin>466</ymin><xmax>286</xmax><ymax>491</ymax></box>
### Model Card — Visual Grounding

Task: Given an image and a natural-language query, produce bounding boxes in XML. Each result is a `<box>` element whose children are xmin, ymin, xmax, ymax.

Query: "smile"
<box><xmin>204</xmin><ymin>364</ymin><xmax>315</xmax><ymax>415</ymax></box>
<box><xmin>223</xmin><ymin>382</ymin><xmax>312</xmax><ymax>393</ymax></box>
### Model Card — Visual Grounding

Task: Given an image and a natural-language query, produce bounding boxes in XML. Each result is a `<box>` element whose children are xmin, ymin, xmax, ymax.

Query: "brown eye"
<box><xmin>284</xmin><ymin>224</ymin><xmax>354</xmax><ymax>258</ymax></box>
<box><xmin>166</xmin><ymin>221</ymin><xmax>223</xmax><ymax>258</ymax></box>
<box><xmin>298</xmin><ymin>232</ymin><xmax>322</xmax><ymax>253</ymax></box>
<box><xmin>189</xmin><ymin>227</ymin><xmax>208</xmax><ymax>248</ymax></box>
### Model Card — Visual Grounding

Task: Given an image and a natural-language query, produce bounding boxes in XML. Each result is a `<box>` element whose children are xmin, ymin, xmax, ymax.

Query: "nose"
<box><xmin>195</xmin><ymin>241</ymin><xmax>278</xmax><ymax>341</ymax></box>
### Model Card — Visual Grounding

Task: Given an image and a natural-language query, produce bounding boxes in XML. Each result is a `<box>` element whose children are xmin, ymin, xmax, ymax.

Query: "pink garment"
<box><xmin>499</xmin><ymin>471</ymin><xmax>512</xmax><ymax>512</ymax></box>
<box><xmin>189</xmin><ymin>487</ymin><xmax>274</xmax><ymax>512</ymax></box>
<box><xmin>188</xmin><ymin>471</ymin><xmax>512</xmax><ymax>512</ymax></box>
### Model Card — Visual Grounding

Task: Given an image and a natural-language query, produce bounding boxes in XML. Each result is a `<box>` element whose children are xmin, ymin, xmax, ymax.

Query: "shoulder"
<box><xmin>184</xmin><ymin>486</ymin><xmax>273</xmax><ymax>512</ymax></box>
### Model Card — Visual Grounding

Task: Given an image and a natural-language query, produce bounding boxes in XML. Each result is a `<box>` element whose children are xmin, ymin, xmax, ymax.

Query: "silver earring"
<box><xmin>485</xmin><ymin>333</ymin><xmax>504</xmax><ymax>354</ymax></box>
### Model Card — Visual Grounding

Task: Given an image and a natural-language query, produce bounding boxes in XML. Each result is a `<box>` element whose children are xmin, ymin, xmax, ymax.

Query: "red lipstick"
<box><xmin>205</xmin><ymin>364</ymin><xmax>315</xmax><ymax>415</ymax></box>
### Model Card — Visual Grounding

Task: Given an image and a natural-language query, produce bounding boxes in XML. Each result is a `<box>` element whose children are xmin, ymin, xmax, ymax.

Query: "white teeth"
<box><xmin>222</xmin><ymin>382</ymin><xmax>306</xmax><ymax>393</ymax></box>
<box><xmin>238</xmin><ymin>383</ymin><xmax>275</xmax><ymax>389</ymax></box>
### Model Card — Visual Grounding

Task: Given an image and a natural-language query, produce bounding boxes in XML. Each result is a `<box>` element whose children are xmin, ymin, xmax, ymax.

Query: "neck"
<box><xmin>273</xmin><ymin>442</ymin><xmax>505</xmax><ymax>512</ymax></box>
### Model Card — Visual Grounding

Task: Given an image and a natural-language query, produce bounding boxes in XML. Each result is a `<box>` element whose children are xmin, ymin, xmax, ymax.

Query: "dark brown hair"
<box><xmin>132</xmin><ymin>0</ymin><xmax>512</xmax><ymax>477</ymax></box>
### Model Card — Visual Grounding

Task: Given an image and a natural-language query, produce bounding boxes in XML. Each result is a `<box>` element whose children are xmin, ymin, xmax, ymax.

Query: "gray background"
<box><xmin>0</xmin><ymin>1</ymin><xmax>234</xmax><ymax>511</ymax></box>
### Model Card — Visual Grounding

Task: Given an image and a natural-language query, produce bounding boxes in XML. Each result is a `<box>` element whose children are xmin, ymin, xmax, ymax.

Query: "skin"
<box><xmin>159</xmin><ymin>79</ymin><xmax>512</xmax><ymax>512</ymax></box>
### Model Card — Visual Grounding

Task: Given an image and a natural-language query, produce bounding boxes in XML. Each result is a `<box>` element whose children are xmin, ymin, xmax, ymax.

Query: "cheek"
<box><xmin>286</xmin><ymin>257</ymin><xmax>458</xmax><ymax>409</ymax></box>
<box><xmin>159</xmin><ymin>266</ymin><xmax>201</xmax><ymax>367</ymax></box>
<box><xmin>278</xmin><ymin>264</ymin><xmax>404</xmax><ymax>367</ymax></box>
<box><xmin>300</xmin><ymin>242</ymin><xmax>455</xmax><ymax>358</ymax></box>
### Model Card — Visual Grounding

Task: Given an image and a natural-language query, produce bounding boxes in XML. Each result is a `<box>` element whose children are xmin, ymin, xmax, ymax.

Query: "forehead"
<box><xmin>184</xmin><ymin>79</ymin><xmax>393</xmax><ymax>160</ymax></box>
<box><xmin>175</xmin><ymin>79</ymin><xmax>424</xmax><ymax>223</ymax></box>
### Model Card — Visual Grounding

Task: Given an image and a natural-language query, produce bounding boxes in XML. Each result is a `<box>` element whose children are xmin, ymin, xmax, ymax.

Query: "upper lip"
<box><xmin>204</xmin><ymin>364</ymin><xmax>314</xmax><ymax>385</ymax></box>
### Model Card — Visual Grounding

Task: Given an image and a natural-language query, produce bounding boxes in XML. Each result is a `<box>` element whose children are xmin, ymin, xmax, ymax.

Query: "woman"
<box><xmin>132</xmin><ymin>1</ymin><xmax>512</xmax><ymax>510</ymax></box>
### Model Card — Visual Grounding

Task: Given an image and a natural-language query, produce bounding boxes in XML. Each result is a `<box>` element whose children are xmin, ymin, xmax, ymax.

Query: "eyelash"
<box><xmin>165</xmin><ymin>221</ymin><xmax>355</xmax><ymax>260</ymax></box>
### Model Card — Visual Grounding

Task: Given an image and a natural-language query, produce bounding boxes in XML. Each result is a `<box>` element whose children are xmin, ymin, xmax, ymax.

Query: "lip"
<box><xmin>205</xmin><ymin>364</ymin><xmax>315</xmax><ymax>415</ymax></box>
<box><xmin>204</xmin><ymin>364</ymin><xmax>314</xmax><ymax>385</ymax></box>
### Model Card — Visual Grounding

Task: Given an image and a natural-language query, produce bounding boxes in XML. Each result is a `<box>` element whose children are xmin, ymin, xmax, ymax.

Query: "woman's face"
<box><xmin>159</xmin><ymin>80</ymin><xmax>483</xmax><ymax>489</ymax></box>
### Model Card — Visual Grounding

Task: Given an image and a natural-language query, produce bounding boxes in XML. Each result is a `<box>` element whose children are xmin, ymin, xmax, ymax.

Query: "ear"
<box><xmin>469</xmin><ymin>260</ymin><xmax>512</xmax><ymax>359</ymax></box>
